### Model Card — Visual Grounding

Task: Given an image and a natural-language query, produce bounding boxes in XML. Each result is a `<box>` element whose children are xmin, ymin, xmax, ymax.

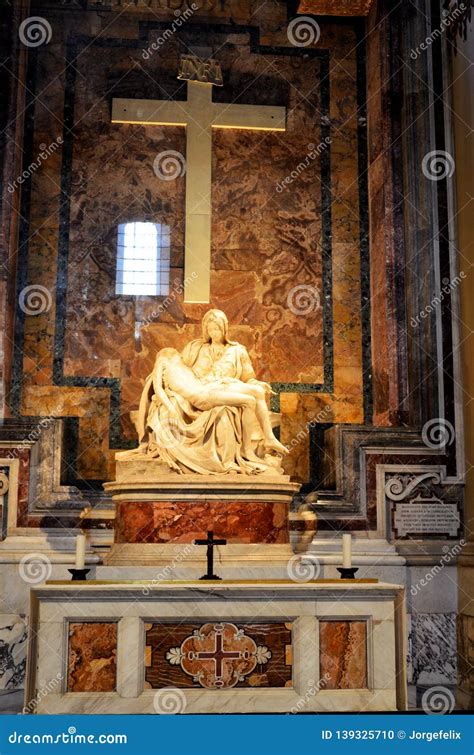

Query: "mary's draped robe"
<box><xmin>135</xmin><ymin>339</ymin><xmax>274</xmax><ymax>475</ymax></box>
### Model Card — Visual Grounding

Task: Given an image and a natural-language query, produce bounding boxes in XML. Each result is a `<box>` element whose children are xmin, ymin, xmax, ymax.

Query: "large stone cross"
<box><xmin>112</xmin><ymin>55</ymin><xmax>286</xmax><ymax>303</ymax></box>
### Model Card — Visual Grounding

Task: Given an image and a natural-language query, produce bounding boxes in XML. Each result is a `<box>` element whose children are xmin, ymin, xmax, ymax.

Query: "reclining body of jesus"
<box><xmin>152</xmin><ymin>347</ymin><xmax>288</xmax><ymax>460</ymax></box>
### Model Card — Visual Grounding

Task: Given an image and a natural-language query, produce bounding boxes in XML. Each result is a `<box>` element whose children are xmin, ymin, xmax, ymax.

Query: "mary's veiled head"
<box><xmin>201</xmin><ymin>309</ymin><xmax>230</xmax><ymax>343</ymax></box>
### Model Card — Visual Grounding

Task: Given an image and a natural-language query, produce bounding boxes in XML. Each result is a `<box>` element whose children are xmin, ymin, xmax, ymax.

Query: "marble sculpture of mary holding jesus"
<box><xmin>125</xmin><ymin>309</ymin><xmax>288</xmax><ymax>476</ymax></box>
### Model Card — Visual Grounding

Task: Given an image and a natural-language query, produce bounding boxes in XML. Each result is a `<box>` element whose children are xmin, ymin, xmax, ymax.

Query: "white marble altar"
<box><xmin>26</xmin><ymin>580</ymin><xmax>407</xmax><ymax>714</ymax></box>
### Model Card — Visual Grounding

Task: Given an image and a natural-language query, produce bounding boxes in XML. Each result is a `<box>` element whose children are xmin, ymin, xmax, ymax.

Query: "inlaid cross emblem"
<box><xmin>194</xmin><ymin>623</ymin><xmax>245</xmax><ymax>681</ymax></box>
<box><xmin>165</xmin><ymin>621</ymin><xmax>271</xmax><ymax>689</ymax></box>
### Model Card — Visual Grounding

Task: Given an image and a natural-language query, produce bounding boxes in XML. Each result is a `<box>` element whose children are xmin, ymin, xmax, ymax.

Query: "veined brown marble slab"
<box><xmin>319</xmin><ymin>620</ymin><xmax>367</xmax><ymax>689</ymax></box>
<box><xmin>67</xmin><ymin>622</ymin><xmax>117</xmax><ymax>692</ymax></box>
<box><xmin>298</xmin><ymin>0</ymin><xmax>374</xmax><ymax>14</ymax></box>
<box><xmin>115</xmin><ymin>500</ymin><xmax>288</xmax><ymax>544</ymax></box>
<box><xmin>17</xmin><ymin>9</ymin><xmax>366</xmax><ymax>487</ymax></box>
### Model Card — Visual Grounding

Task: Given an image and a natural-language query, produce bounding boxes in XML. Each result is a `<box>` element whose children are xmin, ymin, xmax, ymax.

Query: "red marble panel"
<box><xmin>67</xmin><ymin>622</ymin><xmax>117</xmax><ymax>692</ymax></box>
<box><xmin>115</xmin><ymin>500</ymin><xmax>288</xmax><ymax>544</ymax></box>
<box><xmin>319</xmin><ymin>620</ymin><xmax>367</xmax><ymax>689</ymax></box>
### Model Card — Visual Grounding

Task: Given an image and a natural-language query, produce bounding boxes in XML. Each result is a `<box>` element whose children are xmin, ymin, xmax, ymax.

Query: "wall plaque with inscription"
<box><xmin>393</xmin><ymin>502</ymin><xmax>460</xmax><ymax>538</ymax></box>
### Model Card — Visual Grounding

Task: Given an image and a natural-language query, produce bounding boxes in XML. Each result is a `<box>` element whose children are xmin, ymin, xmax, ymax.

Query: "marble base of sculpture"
<box><xmin>104</xmin><ymin>460</ymin><xmax>300</xmax><ymax>572</ymax></box>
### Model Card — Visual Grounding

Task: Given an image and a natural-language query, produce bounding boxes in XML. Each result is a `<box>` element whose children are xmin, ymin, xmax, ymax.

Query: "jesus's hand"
<box><xmin>250</xmin><ymin>379</ymin><xmax>275</xmax><ymax>395</ymax></box>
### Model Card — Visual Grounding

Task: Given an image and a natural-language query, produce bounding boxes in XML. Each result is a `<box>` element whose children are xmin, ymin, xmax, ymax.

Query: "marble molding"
<box><xmin>36</xmin><ymin>0</ymin><xmax>256</xmax><ymax>19</ymax></box>
<box><xmin>0</xmin><ymin>419</ymin><xmax>109</xmax><ymax>537</ymax></box>
<box><xmin>305</xmin><ymin>425</ymin><xmax>463</xmax><ymax>563</ymax></box>
<box><xmin>27</xmin><ymin>581</ymin><xmax>407</xmax><ymax>713</ymax></box>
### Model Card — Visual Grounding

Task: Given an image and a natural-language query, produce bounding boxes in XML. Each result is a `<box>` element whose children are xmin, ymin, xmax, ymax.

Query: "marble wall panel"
<box><xmin>298</xmin><ymin>0</ymin><xmax>374</xmax><ymax>13</ymax></box>
<box><xmin>457</xmin><ymin>613</ymin><xmax>474</xmax><ymax>699</ymax></box>
<box><xmin>0</xmin><ymin>615</ymin><xmax>27</xmax><ymax>692</ymax></box>
<box><xmin>13</xmin><ymin>7</ymin><xmax>367</xmax><ymax>486</ymax></box>
<box><xmin>319</xmin><ymin>620</ymin><xmax>368</xmax><ymax>689</ymax></box>
<box><xmin>410</xmin><ymin>613</ymin><xmax>456</xmax><ymax>686</ymax></box>
<box><xmin>67</xmin><ymin>622</ymin><xmax>117</xmax><ymax>692</ymax></box>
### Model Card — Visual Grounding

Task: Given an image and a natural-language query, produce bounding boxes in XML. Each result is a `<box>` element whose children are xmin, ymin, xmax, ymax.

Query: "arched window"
<box><xmin>115</xmin><ymin>221</ymin><xmax>170</xmax><ymax>296</ymax></box>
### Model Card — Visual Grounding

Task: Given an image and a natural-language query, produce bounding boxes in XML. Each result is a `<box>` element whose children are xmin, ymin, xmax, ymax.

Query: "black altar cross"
<box><xmin>194</xmin><ymin>530</ymin><xmax>227</xmax><ymax>580</ymax></box>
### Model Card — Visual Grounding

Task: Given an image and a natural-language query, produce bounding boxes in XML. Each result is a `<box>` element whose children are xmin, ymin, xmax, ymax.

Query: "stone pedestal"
<box><xmin>104</xmin><ymin>461</ymin><xmax>300</xmax><ymax>575</ymax></box>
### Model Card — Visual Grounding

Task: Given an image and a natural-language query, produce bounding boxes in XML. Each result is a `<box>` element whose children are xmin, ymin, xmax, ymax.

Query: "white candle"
<box><xmin>75</xmin><ymin>533</ymin><xmax>86</xmax><ymax>569</ymax></box>
<box><xmin>342</xmin><ymin>533</ymin><xmax>352</xmax><ymax>568</ymax></box>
